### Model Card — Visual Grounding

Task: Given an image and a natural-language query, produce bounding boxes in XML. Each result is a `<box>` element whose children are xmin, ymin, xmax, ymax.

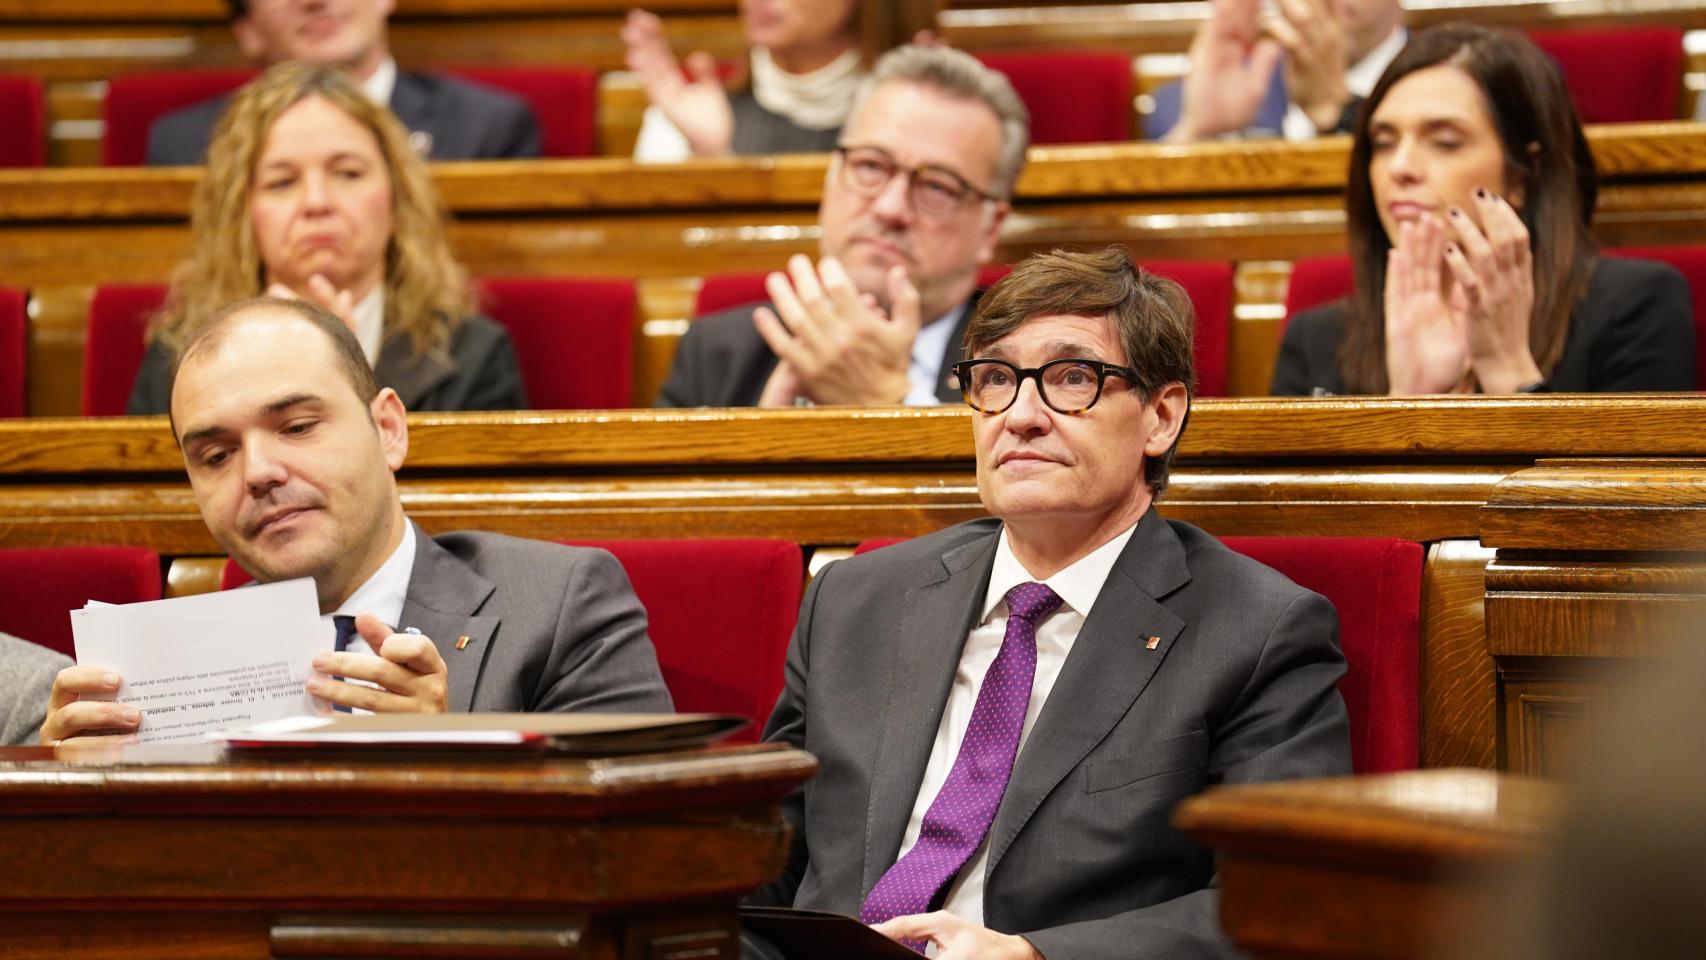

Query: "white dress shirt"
<box><xmin>1282</xmin><ymin>28</ymin><xmax>1408</xmax><ymax>141</ymax></box>
<box><xmin>891</xmin><ymin>521</ymin><xmax>1141</xmax><ymax>942</ymax></box>
<box><xmin>362</xmin><ymin>56</ymin><xmax>398</xmax><ymax>109</ymax></box>
<box><xmin>350</xmin><ymin>287</ymin><xmax>385</xmax><ymax>367</ymax></box>
<box><xmin>320</xmin><ymin>520</ymin><xmax>417</xmax><ymax>708</ymax></box>
<box><xmin>903</xmin><ymin>303</ymin><xmax>966</xmax><ymax>406</ymax></box>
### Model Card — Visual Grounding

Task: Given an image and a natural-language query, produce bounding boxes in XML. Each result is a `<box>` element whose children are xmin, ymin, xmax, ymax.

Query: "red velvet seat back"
<box><xmin>1606</xmin><ymin>245</ymin><xmax>1706</xmax><ymax>389</ymax></box>
<box><xmin>976</xmin><ymin>52</ymin><xmax>1133</xmax><ymax>144</ymax></box>
<box><xmin>564</xmin><ymin>539</ymin><xmax>803</xmax><ymax>742</ymax></box>
<box><xmin>0</xmin><ymin>74</ymin><xmax>45</xmax><ymax>167</ymax></box>
<box><xmin>222</xmin><ymin>539</ymin><xmax>805</xmax><ymax>740</ymax></box>
<box><xmin>0</xmin><ymin>547</ymin><xmax>163</xmax><ymax>658</ymax></box>
<box><xmin>1282</xmin><ymin>254</ymin><xmax>1355</xmax><ymax>327</ymax></box>
<box><xmin>855</xmin><ymin>534</ymin><xmax>1422</xmax><ymax>773</ymax></box>
<box><xmin>1530</xmin><ymin>27</ymin><xmax>1683</xmax><ymax>124</ymax></box>
<box><xmin>444</xmin><ymin>66</ymin><xmax>598</xmax><ymax>158</ymax></box>
<box><xmin>480</xmin><ymin>276</ymin><xmax>636</xmax><ymax>409</ymax></box>
<box><xmin>104</xmin><ymin>70</ymin><xmax>258</xmax><ymax>166</ymax></box>
<box><xmin>85</xmin><ymin>283</ymin><xmax>169</xmax><ymax>416</ymax></box>
<box><xmin>0</xmin><ymin>287</ymin><xmax>25</xmax><ymax>418</ymax></box>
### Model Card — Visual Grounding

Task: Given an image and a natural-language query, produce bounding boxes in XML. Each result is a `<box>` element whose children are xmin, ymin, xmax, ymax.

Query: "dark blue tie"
<box><xmin>330</xmin><ymin>615</ymin><xmax>357</xmax><ymax>713</ymax></box>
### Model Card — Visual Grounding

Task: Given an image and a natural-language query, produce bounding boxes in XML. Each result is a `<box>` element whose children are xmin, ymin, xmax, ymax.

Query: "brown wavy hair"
<box><xmin>148</xmin><ymin>61</ymin><xmax>470</xmax><ymax>359</ymax></box>
<box><xmin>1339</xmin><ymin>23</ymin><xmax>1599</xmax><ymax>393</ymax></box>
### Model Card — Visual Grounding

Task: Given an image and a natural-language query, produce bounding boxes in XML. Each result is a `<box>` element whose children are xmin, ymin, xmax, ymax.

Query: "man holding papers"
<box><xmin>41</xmin><ymin>297</ymin><xmax>670</xmax><ymax>744</ymax></box>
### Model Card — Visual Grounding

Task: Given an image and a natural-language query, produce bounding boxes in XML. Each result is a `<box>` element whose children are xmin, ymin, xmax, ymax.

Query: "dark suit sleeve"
<box><xmin>655</xmin><ymin>303</ymin><xmax>777</xmax><ymax>408</ymax></box>
<box><xmin>1270</xmin><ymin>305</ymin><xmax>1344</xmax><ymax>396</ymax></box>
<box><xmin>494</xmin><ymin>98</ymin><xmax>542</xmax><ymax>159</ymax></box>
<box><xmin>1022</xmin><ymin>590</ymin><xmax>1351</xmax><ymax>960</ymax></box>
<box><xmin>1585</xmin><ymin>259</ymin><xmax>1697</xmax><ymax>391</ymax></box>
<box><xmin>457</xmin><ymin>319</ymin><xmax>529</xmax><ymax>410</ymax></box>
<box><xmin>748</xmin><ymin>560</ymin><xmax>829</xmax><ymax>908</ymax></box>
<box><xmin>126</xmin><ymin>341</ymin><xmax>175</xmax><ymax>415</ymax></box>
<box><xmin>534</xmin><ymin>548</ymin><xmax>674</xmax><ymax>714</ymax></box>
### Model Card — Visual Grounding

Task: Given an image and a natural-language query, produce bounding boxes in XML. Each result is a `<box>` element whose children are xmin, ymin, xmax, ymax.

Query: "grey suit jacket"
<box><xmin>401</xmin><ymin>527</ymin><xmax>673</xmax><ymax>713</ymax></box>
<box><xmin>756</xmin><ymin>511</ymin><xmax>1351</xmax><ymax>958</ymax></box>
<box><xmin>1</xmin><ymin>632</ymin><xmax>72</xmax><ymax>746</ymax></box>
<box><xmin>655</xmin><ymin>294</ymin><xmax>978</xmax><ymax>408</ymax></box>
<box><xmin>146</xmin><ymin>70</ymin><xmax>541</xmax><ymax>166</ymax></box>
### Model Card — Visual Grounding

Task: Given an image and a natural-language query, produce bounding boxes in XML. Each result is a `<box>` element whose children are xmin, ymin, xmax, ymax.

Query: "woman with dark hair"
<box><xmin>1272</xmin><ymin>23</ymin><xmax>1695</xmax><ymax>395</ymax></box>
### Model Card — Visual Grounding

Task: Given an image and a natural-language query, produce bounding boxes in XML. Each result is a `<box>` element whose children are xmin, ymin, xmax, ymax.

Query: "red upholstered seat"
<box><xmin>222</xmin><ymin>538</ymin><xmax>804</xmax><ymax>740</ymax></box>
<box><xmin>106</xmin><ymin>65</ymin><xmax>595</xmax><ymax>166</ymax></box>
<box><xmin>1282</xmin><ymin>254</ymin><xmax>1355</xmax><ymax>327</ymax></box>
<box><xmin>565</xmin><ymin>539</ymin><xmax>803</xmax><ymax>742</ymax></box>
<box><xmin>1607</xmin><ymin>245</ymin><xmax>1706</xmax><ymax>389</ymax></box>
<box><xmin>0</xmin><ymin>74</ymin><xmax>45</xmax><ymax>167</ymax></box>
<box><xmin>444</xmin><ymin>66</ymin><xmax>598</xmax><ymax>158</ymax></box>
<box><xmin>479</xmin><ymin>276</ymin><xmax>636</xmax><ymax>409</ymax></box>
<box><xmin>854</xmin><ymin>533</ymin><xmax>1422</xmax><ymax>773</ymax></box>
<box><xmin>85</xmin><ymin>283</ymin><xmax>169</xmax><ymax>416</ymax></box>
<box><xmin>1530</xmin><ymin>27</ymin><xmax>1683</xmax><ymax>124</ymax></box>
<box><xmin>693</xmin><ymin>260</ymin><xmax>1228</xmax><ymax>396</ymax></box>
<box><xmin>976</xmin><ymin>52</ymin><xmax>1133</xmax><ymax>144</ymax></box>
<box><xmin>0</xmin><ymin>287</ymin><xmax>25</xmax><ymax>418</ymax></box>
<box><xmin>0</xmin><ymin>547</ymin><xmax>163</xmax><ymax>658</ymax></box>
<box><xmin>104</xmin><ymin>69</ymin><xmax>258</xmax><ymax>166</ymax></box>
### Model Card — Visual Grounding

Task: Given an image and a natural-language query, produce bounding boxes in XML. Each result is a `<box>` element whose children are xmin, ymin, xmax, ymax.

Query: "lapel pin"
<box><xmin>455</xmin><ymin>635</ymin><xmax>470</xmax><ymax>651</ymax></box>
<box><xmin>1145</xmin><ymin>635</ymin><xmax>1161</xmax><ymax>651</ymax></box>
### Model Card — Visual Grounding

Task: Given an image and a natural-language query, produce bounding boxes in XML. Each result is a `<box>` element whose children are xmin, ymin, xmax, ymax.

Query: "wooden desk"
<box><xmin>0</xmin><ymin>740</ymin><xmax>816</xmax><ymax>959</ymax></box>
<box><xmin>2</xmin><ymin>398</ymin><xmax>1704</xmax><ymax>775</ymax></box>
<box><xmin>1174</xmin><ymin>769</ymin><xmax>1559</xmax><ymax>960</ymax></box>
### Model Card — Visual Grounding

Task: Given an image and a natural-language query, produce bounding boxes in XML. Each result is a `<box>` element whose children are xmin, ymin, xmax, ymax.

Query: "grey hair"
<box><xmin>848</xmin><ymin>44</ymin><xmax>1031</xmax><ymax>199</ymax></box>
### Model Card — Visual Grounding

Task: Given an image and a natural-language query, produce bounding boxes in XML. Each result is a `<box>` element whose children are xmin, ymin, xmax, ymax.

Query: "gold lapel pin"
<box><xmin>1145</xmin><ymin>635</ymin><xmax>1161</xmax><ymax>650</ymax></box>
<box><xmin>455</xmin><ymin>635</ymin><xmax>471</xmax><ymax>651</ymax></box>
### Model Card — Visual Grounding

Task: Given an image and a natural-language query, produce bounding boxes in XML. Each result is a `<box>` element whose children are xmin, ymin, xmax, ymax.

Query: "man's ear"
<box><xmin>975</xmin><ymin>200</ymin><xmax>1010</xmax><ymax>266</ymax></box>
<box><xmin>1143</xmin><ymin>382</ymin><xmax>1190</xmax><ymax>459</ymax></box>
<box><xmin>370</xmin><ymin>387</ymin><xmax>409</xmax><ymax>472</ymax></box>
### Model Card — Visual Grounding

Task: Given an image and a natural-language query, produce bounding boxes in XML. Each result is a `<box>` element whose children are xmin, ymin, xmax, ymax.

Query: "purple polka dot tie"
<box><xmin>859</xmin><ymin>581</ymin><xmax>1062</xmax><ymax>950</ymax></box>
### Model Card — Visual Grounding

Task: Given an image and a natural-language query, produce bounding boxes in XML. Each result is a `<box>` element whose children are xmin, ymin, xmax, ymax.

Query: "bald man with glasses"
<box><xmin>746</xmin><ymin>248</ymin><xmax>1351</xmax><ymax>959</ymax></box>
<box><xmin>657</xmin><ymin>44</ymin><xmax>1031</xmax><ymax>409</ymax></box>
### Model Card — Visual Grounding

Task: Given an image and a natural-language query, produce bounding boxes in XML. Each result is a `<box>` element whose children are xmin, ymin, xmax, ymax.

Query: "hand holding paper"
<box><xmin>307</xmin><ymin>613</ymin><xmax>449</xmax><ymax>714</ymax></box>
<box><xmin>39</xmin><ymin>666</ymin><xmax>137</xmax><ymax>745</ymax></box>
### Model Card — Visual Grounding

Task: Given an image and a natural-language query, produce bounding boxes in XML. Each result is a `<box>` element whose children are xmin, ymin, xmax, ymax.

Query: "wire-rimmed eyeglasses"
<box><xmin>952</xmin><ymin>358</ymin><xmax>1138</xmax><ymax>415</ymax></box>
<box><xmin>833</xmin><ymin>145</ymin><xmax>998</xmax><ymax>219</ymax></box>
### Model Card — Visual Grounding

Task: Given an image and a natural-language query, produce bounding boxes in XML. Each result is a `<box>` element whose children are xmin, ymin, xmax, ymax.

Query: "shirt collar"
<box><xmin>362</xmin><ymin>56</ymin><xmax>399</xmax><ymax>108</ymax></box>
<box><xmin>330</xmin><ymin>519</ymin><xmax>416</xmax><ymax>630</ymax></box>
<box><xmin>1347</xmin><ymin>27</ymin><xmax>1407</xmax><ymax>97</ymax></box>
<box><xmin>904</xmin><ymin>301</ymin><xmax>966</xmax><ymax>405</ymax></box>
<box><xmin>980</xmin><ymin>520</ymin><xmax>1142</xmax><ymax>623</ymax></box>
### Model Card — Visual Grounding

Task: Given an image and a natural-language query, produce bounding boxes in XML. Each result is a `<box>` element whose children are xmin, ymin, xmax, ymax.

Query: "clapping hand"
<box><xmin>755</xmin><ymin>255</ymin><xmax>923</xmax><ymax>407</ymax></box>
<box><xmin>621</xmin><ymin>9</ymin><xmax>734</xmax><ymax>157</ymax></box>
<box><xmin>1441</xmin><ymin>188</ymin><xmax>1542</xmax><ymax>393</ymax></box>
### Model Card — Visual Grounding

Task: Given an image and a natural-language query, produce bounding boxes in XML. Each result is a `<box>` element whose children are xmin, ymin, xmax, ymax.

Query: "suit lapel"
<box><xmin>861</xmin><ymin>531</ymin><xmax>999</xmax><ymax>896</ymax></box>
<box><xmin>932</xmin><ymin>292</ymin><xmax>980</xmax><ymax>403</ymax></box>
<box><xmin>375</xmin><ymin>335</ymin><xmax>455</xmax><ymax>410</ymax></box>
<box><xmin>396</xmin><ymin>524</ymin><xmax>498</xmax><ymax>712</ymax></box>
<box><xmin>985</xmin><ymin>510</ymin><xmax>1191</xmax><ymax>874</ymax></box>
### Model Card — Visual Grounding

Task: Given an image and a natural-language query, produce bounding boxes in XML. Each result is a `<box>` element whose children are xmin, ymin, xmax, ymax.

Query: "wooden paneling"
<box><xmin>1420</xmin><ymin>541</ymin><xmax>1499</xmax><ymax>771</ymax></box>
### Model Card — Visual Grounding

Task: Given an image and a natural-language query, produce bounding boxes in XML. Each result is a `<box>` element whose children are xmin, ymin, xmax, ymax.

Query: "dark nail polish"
<box><xmin>1474</xmin><ymin>187</ymin><xmax>1488</xmax><ymax>199</ymax></box>
<box><xmin>1448</xmin><ymin>207</ymin><xmax>1462</xmax><ymax>218</ymax></box>
<box><xmin>1445</xmin><ymin>242</ymin><xmax>1459</xmax><ymax>255</ymax></box>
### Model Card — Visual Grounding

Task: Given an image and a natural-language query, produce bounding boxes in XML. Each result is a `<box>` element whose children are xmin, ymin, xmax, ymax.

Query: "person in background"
<box><xmin>1149</xmin><ymin>0</ymin><xmax>1406</xmax><ymax>141</ymax></box>
<box><xmin>129</xmin><ymin>63</ymin><xmax>526</xmax><ymax>415</ymax></box>
<box><xmin>656</xmin><ymin>44</ymin><xmax>1028</xmax><ymax>408</ymax></box>
<box><xmin>148</xmin><ymin>0</ymin><xmax>539</xmax><ymax>165</ymax></box>
<box><xmin>623</xmin><ymin>0</ymin><xmax>936</xmax><ymax>161</ymax></box>
<box><xmin>1272</xmin><ymin>23</ymin><xmax>1696</xmax><ymax>395</ymax></box>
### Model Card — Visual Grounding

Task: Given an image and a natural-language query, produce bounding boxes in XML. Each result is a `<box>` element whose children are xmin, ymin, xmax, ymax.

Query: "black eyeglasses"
<box><xmin>833</xmin><ymin>145</ymin><xmax>999</xmax><ymax>219</ymax></box>
<box><xmin>952</xmin><ymin>358</ymin><xmax>1138</xmax><ymax>415</ymax></box>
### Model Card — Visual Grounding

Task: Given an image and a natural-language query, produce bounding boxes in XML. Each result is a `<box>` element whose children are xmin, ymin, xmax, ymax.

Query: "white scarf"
<box><xmin>749</xmin><ymin>45</ymin><xmax>865</xmax><ymax>131</ymax></box>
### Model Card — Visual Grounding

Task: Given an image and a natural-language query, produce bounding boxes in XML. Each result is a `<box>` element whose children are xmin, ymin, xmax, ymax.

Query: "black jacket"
<box><xmin>1272</xmin><ymin>256</ymin><xmax>1698</xmax><ymax>395</ymax></box>
<box><xmin>146</xmin><ymin>70</ymin><xmax>541</xmax><ymax>166</ymax></box>
<box><xmin>127</xmin><ymin>314</ymin><xmax>527</xmax><ymax>414</ymax></box>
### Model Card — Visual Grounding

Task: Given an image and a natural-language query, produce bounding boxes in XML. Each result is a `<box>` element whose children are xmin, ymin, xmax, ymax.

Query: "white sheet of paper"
<box><xmin>70</xmin><ymin>578</ymin><xmax>333</xmax><ymax>743</ymax></box>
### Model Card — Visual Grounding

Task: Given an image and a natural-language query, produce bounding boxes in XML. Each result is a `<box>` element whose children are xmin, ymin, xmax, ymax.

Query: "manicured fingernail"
<box><xmin>1445</xmin><ymin>242</ymin><xmax>1459</xmax><ymax>255</ymax></box>
<box><xmin>102</xmin><ymin>673</ymin><xmax>120</xmax><ymax>687</ymax></box>
<box><xmin>305</xmin><ymin>678</ymin><xmax>324</xmax><ymax>694</ymax></box>
<box><xmin>121</xmin><ymin>709</ymin><xmax>140</xmax><ymax>724</ymax></box>
<box><xmin>1474</xmin><ymin>187</ymin><xmax>1488</xmax><ymax>199</ymax></box>
<box><xmin>1448</xmin><ymin>207</ymin><xmax>1463</xmax><ymax>218</ymax></box>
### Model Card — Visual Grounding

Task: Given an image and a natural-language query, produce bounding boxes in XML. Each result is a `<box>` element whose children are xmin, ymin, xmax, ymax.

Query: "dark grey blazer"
<box><xmin>0</xmin><ymin>631</ymin><xmax>72</xmax><ymax>746</ymax></box>
<box><xmin>146</xmin><ymin>70</ymin><xmax>542</xmax><ymax>166</ymax></box>
<box><xmin>127</xmin><ymin>314</ymin><xmax>527</xmax><ymax>415</ymax></box>
<box><xmin>402</xmin><ymin>525</ymin><xmax>673</xmax><ymax>714</ymax></box>
<box><xmin>655</xmin><ymin>294</ymin><xmax>977</xmax><ymax>408</ymax></box>
<box><xmin>1272</xmin><ymin>256</ymin><xmax>1698</xmax><ymax>395</ymax></box>
<box><xmin>754</xmin><ymin>510</ymin><xmax>1351</xmax><ymax>958</ymax></box>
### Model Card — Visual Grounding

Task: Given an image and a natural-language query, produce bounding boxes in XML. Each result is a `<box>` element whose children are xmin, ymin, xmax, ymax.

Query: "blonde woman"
<box><xmin>128</xmin><ymin>61</ymin><xmax>526</xmax><ymax>414</ymax></box>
